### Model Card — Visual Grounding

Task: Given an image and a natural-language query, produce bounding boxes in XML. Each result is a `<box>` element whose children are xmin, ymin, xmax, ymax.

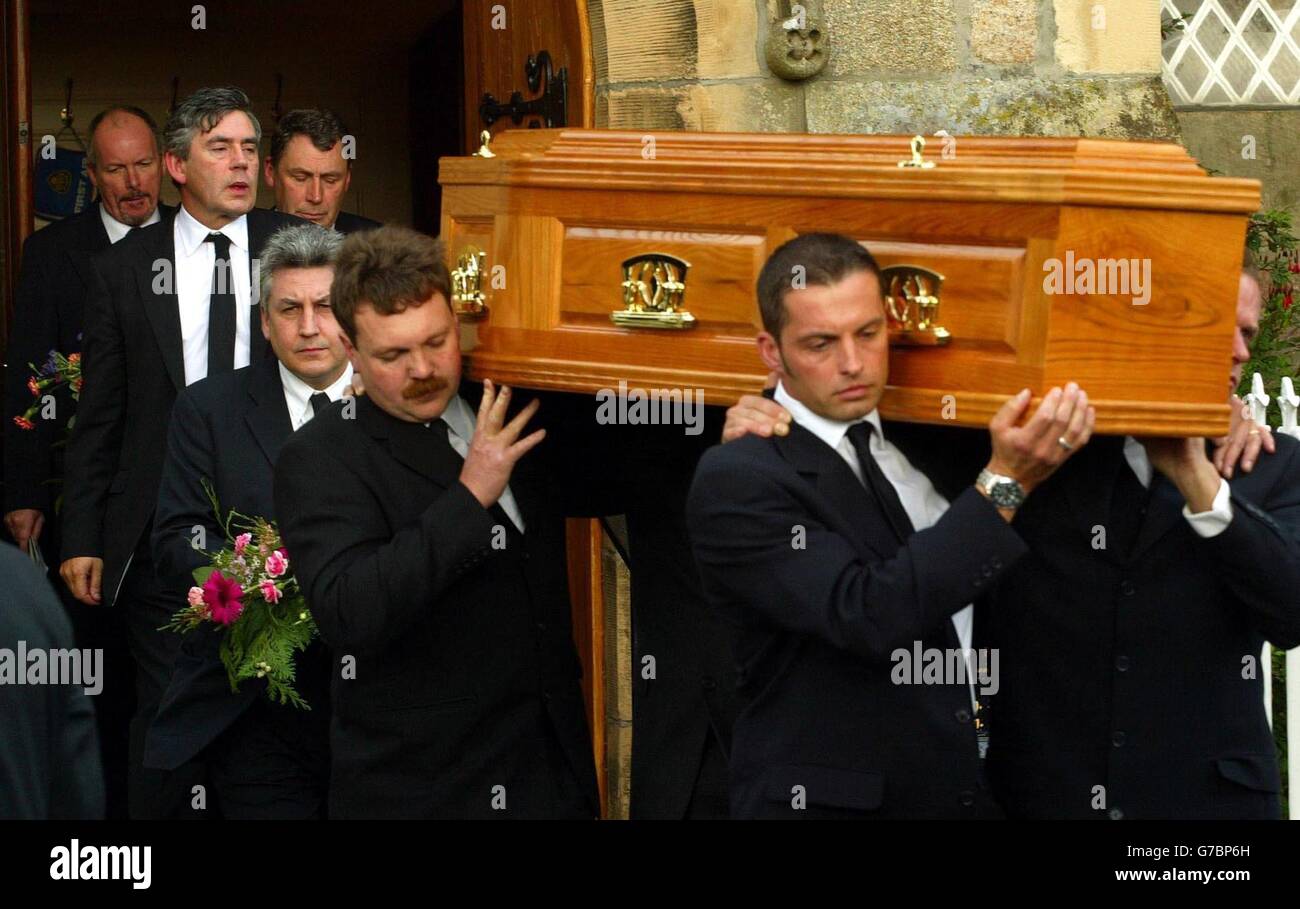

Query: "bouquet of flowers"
<box><xmin>163</xmin><ymin>481</ymin><xmax>318</xmax><ymax>709</ymax></box>
<box><xmin>12</xmin><ymin>349</ymin><xmax>82</xmax><ymax>431</ymax></box>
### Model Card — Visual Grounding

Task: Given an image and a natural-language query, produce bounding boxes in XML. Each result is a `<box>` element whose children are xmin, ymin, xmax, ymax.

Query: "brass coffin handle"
<box><xmin>611</xmin><ymin>252</ymin><xmax>696</xmax><ymax>330</ymax></box>
<box><xmin>881</xmin><ymin>264</ymin><xmax>950</xmax><ymax>346</ymax></box>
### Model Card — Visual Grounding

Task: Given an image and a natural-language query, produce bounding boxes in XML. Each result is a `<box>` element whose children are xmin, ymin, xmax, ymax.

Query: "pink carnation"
<box><xmin>187</xmin><ymin>586</ymin><xmax>205</xmax><ymax>608</ymax></box>
<box><xmin>202</xmin><ymin>570</ymin><xmax>244</xmax><ymax>626</ymax></box>
<box><xmin>259</xmin><ymin>580</ymin><xmax>281</xmax><ymax>604</ymax></box>
<box><xmin>233</xmin><ymin>533</ymin><xmax>252</xmax><ymax>557</ymax></box>
<box><xmin>264</xmin><ymin>550</ymin><xmax>289</xmax><ymax>578</ymax></box>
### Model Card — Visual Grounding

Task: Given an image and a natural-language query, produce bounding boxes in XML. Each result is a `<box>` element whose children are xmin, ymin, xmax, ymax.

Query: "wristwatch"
<box><xmin>976</xmin><ymin>469</ymin><xmax>1026</xmax><ymax>510</ymax></box>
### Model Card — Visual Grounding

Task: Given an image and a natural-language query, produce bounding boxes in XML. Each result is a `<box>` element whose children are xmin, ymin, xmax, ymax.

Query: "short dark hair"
<box><xmin>756</xmin><ymin>233</ymin><xmax>884</xmax><ymax>338</ymax></box>
<box><xmin>86</xmin><ymin>106</ymin><xmax>159</xmax><ymax>170</ymax></box>
<box><xmin>331</xmin><ymin>226</ymin><xmax>451</xmax><ymax>343</ymax></box>
<box><xmin>270</xmin><ymin>108</ymin><xmax>350</xmax><ymax>168</ymax></box>
<box><xmin>162</xmin><ymin>86</ymin><xmax>260</xmax><ymax>161</ymax></box>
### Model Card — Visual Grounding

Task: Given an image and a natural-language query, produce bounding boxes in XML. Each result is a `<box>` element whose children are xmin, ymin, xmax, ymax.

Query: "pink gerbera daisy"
<box><xmin>202</xmin><ymin>570</ymin><xmax>244</xmax><ymax>626</ymax></box>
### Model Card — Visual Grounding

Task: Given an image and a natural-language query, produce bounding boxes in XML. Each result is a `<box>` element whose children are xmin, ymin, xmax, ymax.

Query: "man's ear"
<box><xmin>163</xmin><ymin>151</ymin><xmax>187</xmax><ymax>187</ymax></box>
<box><xmin>757</xmin><ymin>331</ymin><xmax>784</xmax><ymax>375</ymax></box>
<box><xmin>262</xmin><ymin>157</ymin><xmax>277</xmax><ymax>189</ymax></box>
<box><xmin>259</xmin><ymin>305</ymin><xmax>272</xmax><ymax>341</ymax></box>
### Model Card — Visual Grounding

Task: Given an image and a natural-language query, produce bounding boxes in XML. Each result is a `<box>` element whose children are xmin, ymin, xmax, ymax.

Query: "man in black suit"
<box><xmin>263</xmin><ymin>109</ymin><xmax>380</xmax><ymax>234</ymax></box>
<box><xmin>3</xmin><ymin>105</ymin><xmax>170</xmax><ymax>818</ymax></box>
<box><xmin>686</xmin><ymin>233</ymin><xmax>1093</xmax><ymax>818</ymax></box>
<box><xmin>720</xmin><ymin>258</ymin><xmax>1292</xmax><ymax>819</ymax></box>
<box><xmin>5</xmin><ymin>106</ymin><xmax>168</xmax><ymax>551</ymax></box>
<box><xmin>146</xmin><ymin>223</ymin><xmax>348</xmax><ymax>818</ymax></box>
<box><xmin>982</xmin><ymin>262</ymin><xmax>1300</xmax><ymax>819</ymax></box>
<box><xmin>60</xmin><ymin>86</ymin><xmax>302</xmax><ymax>819</ymax></box>
<box><xmin>275</xmin><ymin>226</ymin><xmax>608</xmax><ymax>818</ymax></box>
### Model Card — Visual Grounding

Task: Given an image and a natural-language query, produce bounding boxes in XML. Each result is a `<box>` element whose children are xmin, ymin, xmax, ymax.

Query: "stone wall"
<box><xmin>590</xmin><ymin>0</ymin><xmax>1181</xmax><ymax>140</ymax></box>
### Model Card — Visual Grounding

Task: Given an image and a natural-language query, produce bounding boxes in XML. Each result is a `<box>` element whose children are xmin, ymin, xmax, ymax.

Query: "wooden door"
<box><xmin>2</xmin><ymin>0</ymin><xmax>33</xmax><ymax>352</ymax></box>
<box><xmin>462</xmin><ymin>0</ymin><xmax>594</xmax><ymax>152</ymax></box>
<box><xmin>461</xmin><ymin>0</ymin><xmax>607</xmax><ymax>813</ymax></box>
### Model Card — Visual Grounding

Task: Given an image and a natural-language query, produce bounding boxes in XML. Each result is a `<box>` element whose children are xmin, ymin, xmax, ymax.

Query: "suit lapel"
<box><xmin>134</xmin><ymin>218</ymin><xmax>186</xmax><ymax>390</ymax></box>
<box><xmin>247</xmin><ymin>211</ymin><xmax>278</xmax><ymax>362</ymax></box>
<box><xmin>358</xmin><ymin>396</ymin><xmax>463</xmax><ymax>489</ymax></box>
<box><xmin>1127</xmin><ymin>441</ymin><xmax>1217</xmax><ymax>561</ymax></box>
<box><xmin>245</xmin><ymin>355</ymin><xmax>294</xmax><ymax>468</ymax></box>
<box><xmin>1128</xmin><ymin>478</ymin><xmax>1186</xmax><ymax>561</ymax></box>
<box><xmin>774</xmin><ymin>423</ymin><xmax>898</xmax><ymax>562</ymax></box>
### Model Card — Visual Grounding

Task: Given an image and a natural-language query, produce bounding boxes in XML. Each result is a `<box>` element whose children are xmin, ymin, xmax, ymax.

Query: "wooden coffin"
<box><xmin>439</xmin><ymin>129</ymin><xmax>1261</xmax><ymax>436</ymax></box>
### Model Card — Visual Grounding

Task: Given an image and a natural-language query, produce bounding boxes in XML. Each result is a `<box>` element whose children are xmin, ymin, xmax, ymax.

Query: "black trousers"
<box><xmin>206</xmin><ymin>697</ymin><xmax>330</xmax><ymax>820</ymax></box>
<box><xmin>119</xmin><ymin>542</ymin><xmax>209</xmax><ymax>819</ymax></box>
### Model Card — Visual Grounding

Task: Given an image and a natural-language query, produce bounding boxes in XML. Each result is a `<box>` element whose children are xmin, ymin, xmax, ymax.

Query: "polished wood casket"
<box><xmin>439</xmin><ymin>129</ymin><xmax>1261</xmax><ymax>436</ymax></box>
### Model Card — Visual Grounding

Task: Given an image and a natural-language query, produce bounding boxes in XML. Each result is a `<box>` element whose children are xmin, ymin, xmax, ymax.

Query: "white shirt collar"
<box><xmin>437</xmin><ymin>394</ymin><xmax>477</xmax><ymax>441</ymax></box>
<box><xmin>774</xmin><ymin>380</ymin><xmax>884</xmax><ymax>453</ymax></box>
<box><xmin>99</xmin><ymin>201</ymin><xmax>159</xmax><ymax>244</ymax></box>
<box><xmin>175</xmin><ymin>204</ymin><xmax>249</xmax><ymax>257</ymax></box>
<box><xmin>278</xmin><ymin>360</ymin><xmax>353</xmax><ymax>427</ymax></box>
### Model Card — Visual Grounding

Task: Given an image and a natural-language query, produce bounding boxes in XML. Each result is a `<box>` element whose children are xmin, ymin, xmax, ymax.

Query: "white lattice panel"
<box><xmin>1162</xmin><ymin>0</ymin><xmax>1300</xmax><ymax>105</ymax></box>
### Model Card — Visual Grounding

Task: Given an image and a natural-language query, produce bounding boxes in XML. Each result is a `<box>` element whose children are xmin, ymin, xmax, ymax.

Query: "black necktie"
<box><xmin>430</xmin><ymin>419</ymin><xmax>519</xmax><ymax>532</ymax></box>
<box><xmin>845</xmin><ymin>421</ymin><xmax>915</xmax><ymax>543</ymax></box>
<box><xmin>204</xmin><ymin>232</ymin><xmax>236</xmax><ymax>376</ymax></box>
<box><xmin>309</xmin><ymin>392</ymin><xmax>330</xmax><ymax>417</ymax></box>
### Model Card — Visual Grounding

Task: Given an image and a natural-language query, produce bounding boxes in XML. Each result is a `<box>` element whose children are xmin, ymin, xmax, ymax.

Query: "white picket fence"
<box><xmin>1247</xmin><ymin>373</ymin><xmax>1300</xmax><ymax>818</ymax></box>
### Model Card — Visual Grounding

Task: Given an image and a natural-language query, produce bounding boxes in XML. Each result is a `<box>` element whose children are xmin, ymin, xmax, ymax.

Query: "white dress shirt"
<box><xmin>775</xmin><ymin>382</ymin><xmax>976</xmax><ymax>682</ymax></box>
<box><xmin>174</xmin><ymin>206</ymin><xmax>252</xmax><ymax>385</ymax></box>
<box><xmin>279</xmin><ymin>362</ymin><xmax>354</xmax><ymax>431</ymax></box>
<box><xmin>99</xmin><ymin>202</ymin><xmax>159</xmax><ymax>244</ymax></box>
<box><xmin>436</xmin><ymin>395</ymin><xmax>526</xmax><ymax>533</ymax></box>
<box><xmin>1121</xmin><ymin>436</ymin><xmax>1232</xmax><ymax>537</ymax></box>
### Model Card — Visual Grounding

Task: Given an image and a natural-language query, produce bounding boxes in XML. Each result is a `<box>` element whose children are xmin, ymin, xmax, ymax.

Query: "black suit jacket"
<box><xmin>273</xmin><ymin>391</ymin><xmax>611</xmax><ymax>818</ymax></box>
<box><xmin>3</xmin><ymin>204</ymin><xmax>173</xmax><ymax>519</ymax></box>
<box><xmin>0</xmin><ymin>543</ymin><xmax>104</xmax><ymax>818</ymax></box>
<box><xmin>266</xmin><ymin>208</ymin><xmax>379</xmax><ymax>235</ymax></box>
<box><xmin>985</xmin><ymin>434</ymin><xmax>1300</xmax><ymax>819</ymax></box>
<box><xmin>61</xmin><ymin>208</ymin><xmax>302</xmax><ymax>604</ymax></box>
<box><xmin>331</xmin><ymin>211</ymin><xmax>381</xmax><ymax>234</ymax></box>
<box><xmin>606</xmin><ymin>416</ymin><xmax>743</xmax><ymax>819</ymax></box>
<box><xmin>144</xmin><ymin>353</ymin><xmax>329</xmax><ymax>769</ymax></box>
<box><xmin>687</xmin><ymin>420</ymin><xmax>1026</xmax><ymax>818</ymax></box>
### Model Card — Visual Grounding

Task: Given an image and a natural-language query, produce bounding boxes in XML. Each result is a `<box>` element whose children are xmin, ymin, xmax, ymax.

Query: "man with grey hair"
<box><xmin>263</xmin><ymin>108</ymin><xmax>379</xmax><ymax>234</ymax></box>
<box><xmin>143</xmin><ymin>221</ymin><xmax>348</xmax><ymax>818</ymax></box>
<box><xmin>60</xmin><ymin>86</ymin><xmax>301</xmax><ymax>818</ymax></box>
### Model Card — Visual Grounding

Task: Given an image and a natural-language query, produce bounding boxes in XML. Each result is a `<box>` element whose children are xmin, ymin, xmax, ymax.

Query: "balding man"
<box><xmin>3</xmin><ymin>105</ymin><xmax>173</xmax><ymax>818</ymax></box>
<box><xmin>5</xmin><ymin>106</ymin><xmax>171</xmax><ymax>552</ymax></box>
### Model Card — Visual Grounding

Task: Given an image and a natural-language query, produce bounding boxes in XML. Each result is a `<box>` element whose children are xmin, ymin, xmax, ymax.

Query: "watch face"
<box><xmin>988</xmin><ymin>479</ymin><xmax>1024</xmax><ymax>509</ymax></box>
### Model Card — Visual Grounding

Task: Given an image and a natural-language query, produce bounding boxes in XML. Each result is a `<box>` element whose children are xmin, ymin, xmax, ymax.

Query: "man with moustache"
<box><xmin>60</xmin><ymin>86</ymin><xmax>301</xmax><ymax>819</ymax></box>
<box><xmin>686</xmin><ymin>233</ymin><xmax>1093</xmax><ymax>818</ymax></box>
<box><xmin>263</xmin><ymin>109</ymin><xmax>379</xmax><ymax>234</ymax></box>
<box><xmin>719</xmin><ymin>253</ymin><xmax>1299</xmax><ymax>818</ymax></box>
<box><xmin>275</xmin><ymin>226</ymin><xmax>612</xmax><ymax>818</ymax></box>
<box><xmin>5</xmin><ymin>106</ymin><xmax>169</xmax><ymax>553</ymax></box>
<box><xmin>3</xmin><ymin>105</ymin><xmax>171</xmax><ymax>817</ymax></box>
<box><xmin>144</xmin><ymin>223</ymin><xmax>346</xmax><ymax>818</ymax></box>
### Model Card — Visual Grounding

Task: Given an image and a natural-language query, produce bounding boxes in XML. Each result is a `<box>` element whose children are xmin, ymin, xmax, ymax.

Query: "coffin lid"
<box><xmin>440</xmin><ymin>129</ymin><xmax>1261</xmax><ymax>214</ymax></box>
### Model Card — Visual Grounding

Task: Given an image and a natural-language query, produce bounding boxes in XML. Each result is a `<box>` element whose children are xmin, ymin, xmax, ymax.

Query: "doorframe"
<box><xmin>2</xmin><ymin>0</ymin><xmax>33</xmax><ymax>353</ymax></box>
